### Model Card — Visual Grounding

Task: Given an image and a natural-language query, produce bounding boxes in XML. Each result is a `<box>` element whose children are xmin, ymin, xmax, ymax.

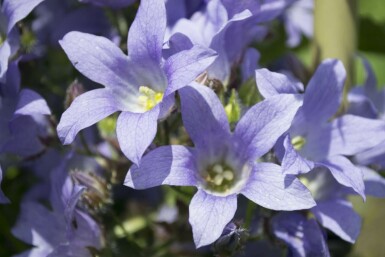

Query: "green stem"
<box><xmin>314</xmin><ymin>0</ymin><xmax>357</xmax><ymax>112</ymax></box>
<box><xmin>244</xmin><ymin>201</ymin><xmax>257</xmax><ymax>229</ymax></box>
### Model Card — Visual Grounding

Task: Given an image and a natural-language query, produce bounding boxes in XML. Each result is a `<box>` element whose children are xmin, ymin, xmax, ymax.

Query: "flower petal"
<box><xmin>57</xmin><ymin>89</ymin><xmax>121</xmax><ymax>145</ymax></box>
<box><xmin>1</xmin><ymin>115</ymin><xmax>45</xmax><ymax>157</ymax></box>
<box><xmin>347</xmin><ymin>87</ymin><xmax>378</xmax><ymax>119</ymax></box>
<box><xmin>241</xmin><ymin>163</ymin><xmax>316</xmax><ymax>211</ymax></box>
<box><xmin>255</xmin><ymin>68</ymin><xmax>304</xmax><ymax>98</ymax></box>
<box><xmin>189</xmin><ymin>190</ymin><xmax>237</xmax><ymax>248</ymax></box>
<box><xmin>2</xmin><ymin>0</ymin><xmax>45</xmax><ymax>33</ymax></box>
<box><xmin>241</xmin><ymin>48</ymin><xmax>260</xmax><ymax>81</ymax></box>
<box><xmin>361</xmin><ymin>166</ymin><xmax>385</xmax><ymax>198</ymax></box>
<box><xmin>0</xmin><ymin>41</ymin><xmax>11</xmax><ymax>82</ymax></box>
<box><xmin>179</xmin><ymin>83</ymin><xmax>231</xmax><ymax>152</ymax></box>
<box><xmin>312</xmin><ymin>199</ymin><xmax>361</xmax><ymax>243</ymax></box>
<box><xmin>302</xmin><ymin>59</ymin><xmax>345</xmax><ymax>125</ymax></box>
<box><xmin>116</xmin><ymin>108</ymin><xmax>160</xmax><ymax>165</ymax></box>
<box><xmin>164</xmin><ymin>45</ymin><xmax>217</xmax><ymax>96</ymax></box>
<box><xmin>59</xmin><ymin>31</ymin><xmax>140</xmax><ymax>99</ymax></box>
<box><xmin>14</xmin><ymin>89</ymin><xmax>51</xmax><ymax>116</ymax></box>
<box><xmin>320</xmin><ymin>156</ymin><xmax>365</xmax><ymax>199</ymax></box>
<box><xmin>361</xmin><ymin>57</ymin><xmax>385</xmax><ymax>113</ymax></box>
<box><xmin>234</xmin><ymin>94</ymin><xmax>302</xmax><ymax>160</ymax></box>
<box><xmin>328</xmin><ymin>115</ymin><xmax>385</xmax><ymax>156</ymax></box>
<box><xmin>282</xmin><ymin>134</ymin><xmax>315</xmax><ymax>175</ymax></box>
<box><xmin>12</xmin><ymin>202</ymin><xmax>64</xmax><ymax>255</ymax></box>
<box><xmin>125</xmin><ymin>145</ymin><xmax>198</xmax><ymax>189</ymax></box>
<box><xmin>272</xmin><ymin>212</ymin><xmax>330</xmax><ymax>257</ymax></box>
<box><xmin>163</xmin><ymin>32</ymin><xmax>193</xmax><ymax>59</ymax></box>
<box><xmin>127</xmin><ymin>0</ymin><xmax>165</xmax><ymax>65</ymax></box>
<box><xmin>355</xmin><ymin>141</ymin><xmax>385</xmax><ymax>168</ymax></box>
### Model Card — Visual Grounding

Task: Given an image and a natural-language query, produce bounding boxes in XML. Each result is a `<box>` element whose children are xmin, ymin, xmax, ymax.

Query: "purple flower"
<box><xmin>348</xmin><ymin>57</ymin><xmax>383</xmax><ymax>119</ymax></box>
<box><xmin>28</xmin><ymin>0</ymin><xmax>119</xmax><ymax>60</ymax></box>
<box><xmin>167</xmin><ymin>0</ymin><xmax>284</xmax><ymax>85</ymax></box>
<box><xmin>256</xmin><ymin>59</ymin><xmax>385</xmax><ymax>199</ymax></box>
<box><xmin>272</xmin><ymin>211</ymin><xmax>330</xmax><ymax>257</ymax></box>
<box><xmin>125</xmin><ymin>83</ymin><xmax>315</xmax><ymax>247</ymax></box>
<box><xmin>301</xmin><ymin>168</ymin><xmax>362</xmax><ymax>243</ymax></box>
<box><xmin>0</xmin><ymin>62</ymin><xmax>51</xmax><ymax>157</ymax></box>
<box><xmin>282</xmin><ymin>0</ymin><xmax>314</xmax><ymax>48</ymax></box>
<box><xmin>57</xmin><ymin>0</ymin><xmax>217</xmax><ymax>165</ymax></box>
<box><xmin>0</xmin><ymin>0</ymin><xmax>46</xmax><ymax>80</ymax></box>
<box><xmin>12</xmin><ymin>155</ymin><xmax>102</xmax><ymax>257</ymax></box>
<box><xmin>348</xmin><ymin>58</ymin><xmax>385</xmax><ymax>169</ymax></box>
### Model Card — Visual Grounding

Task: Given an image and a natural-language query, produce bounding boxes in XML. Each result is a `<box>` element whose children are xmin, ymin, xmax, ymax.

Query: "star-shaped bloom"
<box><xmin>57</xmin><ymin>0</ymin><xmax>217</xmax><ymax>165</ymax></box>
<box><xmin>256</xmin><ymin>59</ymin><xmax>385</xmax><ymax>199</ymax></box>
<box><xmin>125</xmin><ymin>83</ymin><xmax>315</xmax><ymax>247</ymax></box>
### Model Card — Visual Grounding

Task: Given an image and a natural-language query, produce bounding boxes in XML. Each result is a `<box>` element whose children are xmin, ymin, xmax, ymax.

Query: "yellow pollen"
<box><xmin>138</xmin><ymin>86</ymin><xmax>163</xmax><ymax>111</ymax></box>
<box><xmin>291</xmin><ymin>136</ymin><xmax>306</xmax><ymax>151</ymax></box>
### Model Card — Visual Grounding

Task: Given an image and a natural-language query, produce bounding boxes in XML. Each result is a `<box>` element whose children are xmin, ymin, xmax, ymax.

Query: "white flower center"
<box><xmin>202</xmin><ymin>163</ymin><xmax>236</xmax><ymax>193</ymax></box>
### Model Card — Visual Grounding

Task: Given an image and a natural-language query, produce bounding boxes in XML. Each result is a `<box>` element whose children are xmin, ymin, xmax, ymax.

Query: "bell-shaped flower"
<box><xmin>125</xmin><ymin>83</ymin><xmax>315</xmax><ymax>247</ymax></box>
<box><xmin>57</xmin><ymin>0</ymin><xmax>217</xmax><ymax>165</ymax></box>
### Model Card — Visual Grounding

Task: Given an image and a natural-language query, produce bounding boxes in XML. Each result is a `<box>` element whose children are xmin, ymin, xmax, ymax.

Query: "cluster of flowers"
<box><xmin>0</xmin><ymin>0</ymin><xmax>384</xmax><ymax>256</ymax></box>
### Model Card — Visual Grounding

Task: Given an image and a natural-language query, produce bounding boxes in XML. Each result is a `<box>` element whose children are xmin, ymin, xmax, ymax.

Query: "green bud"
<box><xmin>98</xmin><ymin>115</ymin><xmax>117</xmax><ymax>139</ymax></box>
<box><xmin>20</xmin><ymin>27</ymin><xmax>36</xmax><ymax>53</ymax></box>
<box><xmin>225</xmin><ymin>89</ymin><xmax>241</xmax><ymax>123</ymax></box>
<box><xmin>238</xmin><ymin>78</ymin><xmax>262</xmax><ymax>107</ymax></box>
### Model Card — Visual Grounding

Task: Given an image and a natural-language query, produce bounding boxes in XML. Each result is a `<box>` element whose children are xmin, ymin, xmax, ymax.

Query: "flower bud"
<box><xmin>213</xmin><ymin>222</ymin><xmax>248</xmax><ymax>256</ymax></box>
<box><xmin>64</xmin><ymin>80</ymin><xmax>85</xmax><ymax>109</ymax></box>
<box><xmin>72</xmin><ymin>170</ymin><xmax>112</xmax><ymax>213</ymax></box>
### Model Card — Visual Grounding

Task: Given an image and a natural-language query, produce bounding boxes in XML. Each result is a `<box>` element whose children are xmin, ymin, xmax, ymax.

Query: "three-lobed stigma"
<box><xmin>138</xmin><ymin>86</ymin><xmax>164</xmax><ymax>111</ymax></box>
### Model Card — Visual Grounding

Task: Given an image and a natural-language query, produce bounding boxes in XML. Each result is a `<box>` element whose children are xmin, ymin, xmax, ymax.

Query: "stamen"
<box><xmin>203</xmin><ymin>163</ymin><xmax>236</xmax><ymax>193</ymax></box>
<box><xmin>138</xmin><ymin>86</ymin><xmax>164</xmax><ymax>111</ymax></box>
<box><xmin>291</xmin><ymin>136</ymin><xmax>306</xmax><ymax>151</ymax></box>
